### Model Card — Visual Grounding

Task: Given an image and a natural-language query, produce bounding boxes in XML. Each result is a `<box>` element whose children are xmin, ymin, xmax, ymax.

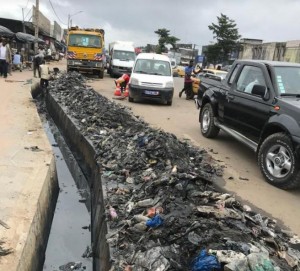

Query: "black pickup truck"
<box><xmin>196</xmin><ymin>60</ymin><xmax>300</xmax><ymax>189</ymax></box>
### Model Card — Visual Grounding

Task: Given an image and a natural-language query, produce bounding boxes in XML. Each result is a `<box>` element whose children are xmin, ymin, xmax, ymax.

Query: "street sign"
<box><xmin>197</xmin><ymin>55</ymin><xmax>204</xmax><ymax>63</ymax></box>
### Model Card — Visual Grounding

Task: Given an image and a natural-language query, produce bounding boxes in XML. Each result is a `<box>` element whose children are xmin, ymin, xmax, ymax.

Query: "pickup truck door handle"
<box><xmin>227</xmin><ymin>94</ymin><xmax>235</xmax><ymax>101</ymax></box>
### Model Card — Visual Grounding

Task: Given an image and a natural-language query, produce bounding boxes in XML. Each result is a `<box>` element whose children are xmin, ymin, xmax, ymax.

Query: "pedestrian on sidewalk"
<box><xmin>39</xmin><ymin>60</ymin><xmax>50</xmax><ymax>90</ymax></box>
<box><xmin>0</xmin><ymin>38</ymin><xmax>12</xmax><ymax>79</ymax></box>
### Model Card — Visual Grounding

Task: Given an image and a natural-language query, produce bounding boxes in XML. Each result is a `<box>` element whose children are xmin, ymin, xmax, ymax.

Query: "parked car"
<box><xmin>196</xmin><ymin>59</ymin><xmax>300</xmax><ymax>189</ymax></box>
<box><xmin>192</xmin><ymin>69</ymin><xmax>228</xmax><ymax>94</ymax></box>
<box><xmin>128</xmin><ymin>53</ymin><xmax>174</xmax><ymax>105</ymax></box>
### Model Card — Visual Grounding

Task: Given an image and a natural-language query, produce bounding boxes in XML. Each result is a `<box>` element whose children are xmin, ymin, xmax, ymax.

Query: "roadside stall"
<box><xmin>15</xmin><ymin>32</ymin><xmax>45</xmax><ymax>67</ymax></box>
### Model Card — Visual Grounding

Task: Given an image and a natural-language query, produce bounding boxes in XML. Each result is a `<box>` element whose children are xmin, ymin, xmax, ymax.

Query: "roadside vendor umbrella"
<box><xmin>15</xmin><ymin>32</ymin><xmax>45</xmax><ymax>44</ymax></box>
<box><xmin>0</xmin><ymin>25</ymin><xmax>14</xmax><ymax>38</ymax></box>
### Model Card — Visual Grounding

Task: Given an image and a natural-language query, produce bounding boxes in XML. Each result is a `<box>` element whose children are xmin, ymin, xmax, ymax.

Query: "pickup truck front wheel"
<box><xmin>258</xmin><ymin>133</ymin><xmax>300</xmax><ymax>189</ymax></box>
<box><xmin>200</xmin><ymin>103</ymin><xmax>220</xmax><ymax>138</ymax></box>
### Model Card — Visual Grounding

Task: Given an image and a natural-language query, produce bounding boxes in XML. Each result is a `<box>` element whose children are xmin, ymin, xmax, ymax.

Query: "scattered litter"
<box><xmin>0</xmin><ymin>240</ymin><xmax>13</xmax><ymax>256</ymax></box>
<box><xmin>0</xmin><ymin>219</ymin><xmax>10</xmax><ymax>229</ymax></box>
<box><xmin>146</xmin><ymin>214</ymin><xmax>163</xmax><ymax>228</ymax></box>
<box><xmin>24</xmin><ymin>146</ymin><xmax>43</xmax><ymax>152</ymax></box>
<box><xmin>239</xmin><ymin>176</ymin><xmax>249</xmax><ymax>181</ymax></box>
<box><xmin>192</xmin><ymin>249</ymin><xmax>221</xmax><ymax>271</ymax></box>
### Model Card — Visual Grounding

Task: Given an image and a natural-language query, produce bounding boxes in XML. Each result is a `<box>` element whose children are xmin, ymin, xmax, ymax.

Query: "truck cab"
<box><xmin>66</xmin><ymin>27</ymin><xmax>105</xmax><ymax>78</ymax></box>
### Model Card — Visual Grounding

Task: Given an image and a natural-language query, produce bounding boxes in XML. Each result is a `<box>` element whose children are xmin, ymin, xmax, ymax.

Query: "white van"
<box><xmin>108</xmin><ymin>41</ymin><xmax>136</xmax><ymax>77</ymax></box>
<box><xmin>128</xmin><ymin>53</ymin><xmax>174</xmax><ymax>105</ymax></box>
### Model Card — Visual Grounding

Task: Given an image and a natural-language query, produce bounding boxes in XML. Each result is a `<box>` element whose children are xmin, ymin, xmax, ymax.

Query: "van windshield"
<box><xmin>113</xmin><ymin>50</ymin><xmax>136</xmax><ymax>61</ymax></box>
<box><xmin>134</xmin><ymin>59</ymin><xmax>171</xmax><ymax>76</ymax></box>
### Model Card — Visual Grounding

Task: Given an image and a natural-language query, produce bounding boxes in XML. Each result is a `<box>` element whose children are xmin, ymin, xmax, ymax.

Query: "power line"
<box><xmin>25</xmin><ymin>0</ymin><xmax>30</xmax><ymax>9</ymax></box>
<box><xmin>24</xmin><ymin>7</ymin><xmax>32</xmax><ymax>20</ymax></box>
<box><xmin>48</xmin><ymin>0</ymin><xmax>67</xmax><ymax>25</ymax></box>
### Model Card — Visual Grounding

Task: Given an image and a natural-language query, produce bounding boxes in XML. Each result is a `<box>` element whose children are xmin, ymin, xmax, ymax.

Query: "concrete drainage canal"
<box><xmin>32</xmin><ymin>73</ymin><xmax>300</xmax><ymax>271</ymax></box>
<box><xmin>41</xmin><ymin>120</ymin><xmax>92</xmax><ymax>271</ymax></box>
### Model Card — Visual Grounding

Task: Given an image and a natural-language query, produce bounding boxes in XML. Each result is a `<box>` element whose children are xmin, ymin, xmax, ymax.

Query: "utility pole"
<box><xmin>22</xmin><ymin>8</ymin><xmax>26</xmax><ymax>33</ymax></box>
<box><xmin>67</xmin><ymin>14</ymin><xmax>70</xmax><ymax>30</ymax></box>
<box><xmin>34</xmin><ymin>0</ymin><xmax>39</xmax><ymax>53</ymax></box>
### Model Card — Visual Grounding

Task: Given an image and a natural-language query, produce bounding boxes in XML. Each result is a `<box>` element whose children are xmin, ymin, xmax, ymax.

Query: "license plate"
<box><xmin>145</xmin><ymin>90</ymin><xmax>159</xmax><ymax>95</ymax></box>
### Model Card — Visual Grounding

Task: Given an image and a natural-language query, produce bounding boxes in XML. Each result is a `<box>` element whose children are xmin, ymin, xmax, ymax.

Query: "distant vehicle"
<box><xmin>66</xmin><ymin>26</ymin><xmax>105</xmax><ymax>78</ymax></box>
<box><xmin>202</xmin><ymin>68</ymin><xmax>228</xmax><ymax>79</ymax></box>
<box><xmin>168</xmin><ymin>51</ymin><xmax>182</xmax><ymax>67</ymax></box>
<box><xmin>169</xmin><ymin>58</ymin><xmax>179</xmax><ymax>77</ymax></box>
<box><xmin>196</xmin><ymin>59</ymin><xmax>300</xmax><ymax>189</ymax></box>
<box><xmin>108</xmin><ymin>41</ymin><xmax>136</xmax><ymax>77</ymax></box>
<box><xmin>129</xmin><ymin>53</ymin><xmax>174</xmax><ymax>105</ymax></box>
<box><xmin>191</xmin><ymin>68</ymin><xmax>228</xmax><ymax>94</ymax></box>
<box><xmin>173</xmin><ymin>65</ymin><xmax>185</xmax><ymax>77</ymax></box>
<box><xmin>222</xmin><ymin>65</ymin><xmax>232</xmax><ymax>72</ymax></box>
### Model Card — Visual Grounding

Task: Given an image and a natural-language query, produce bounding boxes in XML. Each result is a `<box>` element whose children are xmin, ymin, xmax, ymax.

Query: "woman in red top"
<box><xmin>115</xmin><ymin>73</ymin><xmax>130</xmax><ymax>93</ymax></box>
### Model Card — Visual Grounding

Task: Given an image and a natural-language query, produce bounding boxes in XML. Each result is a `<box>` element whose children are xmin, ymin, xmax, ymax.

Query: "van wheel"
<box><xmin>258</xmin><ymin>133</ymin><xmax>300</xmax><ymax>189</ymax></box>
<box><xmin>128</xmin><ymin>96</ymin><xmax>134</xmax><ymax>102</ymax></box>
<box><xmin>166</xmin><ymin>100</ymin><xmax>172</xmax><ymax>106</ymax></box>
<box><xmin>200</xmin><ymin>103</ymin><xmax>219</xmax><ymax>138</ymax></box>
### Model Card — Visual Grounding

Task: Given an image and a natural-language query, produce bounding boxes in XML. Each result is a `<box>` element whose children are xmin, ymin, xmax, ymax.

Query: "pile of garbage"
<box><xmin>0</xmin><ymin>240</ymin><xmax>12</xmax><ymax>257</ymax></box>
<box><xmin>47</xmin><ymin>72</ymin><xmax>300</xmax><ymax>271</ymax></box>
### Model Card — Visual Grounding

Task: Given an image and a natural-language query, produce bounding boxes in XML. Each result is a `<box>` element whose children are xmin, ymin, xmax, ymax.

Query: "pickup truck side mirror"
<box><xmin>252</xmin><ymin>84</ymin><xmax>269</xmax><ymax>100</ymax></box>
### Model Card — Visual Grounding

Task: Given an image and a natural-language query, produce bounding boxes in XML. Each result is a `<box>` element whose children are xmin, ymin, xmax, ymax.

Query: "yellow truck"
<box><xmin>66</xmin><ymin>26</ymin><xmax>105</xmax><ymax>78</ymax></box>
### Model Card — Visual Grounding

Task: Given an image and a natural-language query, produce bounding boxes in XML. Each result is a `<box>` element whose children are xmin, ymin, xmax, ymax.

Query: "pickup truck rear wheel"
<box><xmin>200</xmin><ymin>103</ymin><xmax>220</xmax><ymax>138</ymax></box>
<box><xmin>258</xmin><ymin>132</ymin><xmax>300</xmax><ymax>189</ymax></box>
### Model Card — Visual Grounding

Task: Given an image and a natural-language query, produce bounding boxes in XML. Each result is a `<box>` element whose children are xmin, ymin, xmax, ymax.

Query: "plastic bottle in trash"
<box><xmin>109</xmin><ymin>206</ymin><xmax>118</xmax><ymax>220</ymax></box>
<box><xmin>136</xmin><ymin>198</ymin><xmax>154</xmax><ymax>207</ymax></box>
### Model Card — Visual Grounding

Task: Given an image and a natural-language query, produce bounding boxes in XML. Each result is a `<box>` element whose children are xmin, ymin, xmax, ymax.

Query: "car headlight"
<box><xmin>130</xmin><ymin>78</ymin><xmax>139</xmax><ymax>85</ymax></box>
<box><xmin>166</xmin><ymin>81</ymin><xmax>174</xmax><ymax>88</ymax></box>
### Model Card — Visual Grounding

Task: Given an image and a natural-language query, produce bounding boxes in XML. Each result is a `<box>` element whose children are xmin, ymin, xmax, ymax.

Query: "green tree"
<box><xmin>154</xmin><ymin>28</ymin><xmax>180</xmax><ymax>54</ymax></box>
<box><xmin>208</xmin><ymin>13</ymin><xmax>241</xmax><ymax>63</ymax></box>
<box><xmin>205</xmin><ymin>44</ymin><xmax>222</xmax><ymax>66</ymax></box>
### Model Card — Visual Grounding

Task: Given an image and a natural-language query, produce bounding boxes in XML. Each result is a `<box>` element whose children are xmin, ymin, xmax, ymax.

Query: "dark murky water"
<box><xmin>42</xmin><ymin>121</ymin><xmax>92</xmax><ymax>271</ymax></box>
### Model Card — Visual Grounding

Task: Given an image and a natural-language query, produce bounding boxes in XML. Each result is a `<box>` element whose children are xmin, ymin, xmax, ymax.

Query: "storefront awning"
<box><xmin>15</xmin><ymin>32</ymin><xmax>45</xmax><ymax>44</ymax></box>
<box><xmin>0</xmin><ymin>25</ymin><xmax>14</xmax><ymax>38</ymax></box>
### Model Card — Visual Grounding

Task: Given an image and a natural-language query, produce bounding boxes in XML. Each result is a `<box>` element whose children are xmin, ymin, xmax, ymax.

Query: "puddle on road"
<box><xmin>42</xmin><ymin>121</ymin><xmax>92</xmax><ymax>271</ymax></box>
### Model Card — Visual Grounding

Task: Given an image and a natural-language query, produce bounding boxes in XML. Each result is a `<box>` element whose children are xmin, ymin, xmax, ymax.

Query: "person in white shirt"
<box><xmin>47</xmin><ymin>47</ymin><xmax>51</xmax><ymax>56</ymax></box>
<box><xmin>0</xmin><ymin>38</ymin><xmax>12</xmax><ymax>78</ymax></box>
<box><xmin>39</xmin><ymin>60</ymin><xmax>50</xmax><ymax>89</ymax></box>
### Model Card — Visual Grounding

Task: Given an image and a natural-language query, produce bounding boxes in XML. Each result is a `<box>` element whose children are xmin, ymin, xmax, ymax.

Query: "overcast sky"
<box><xmin>1</xmin><ymin>0</ymin><xmax>300</xmax><ymax>51</ymax></box>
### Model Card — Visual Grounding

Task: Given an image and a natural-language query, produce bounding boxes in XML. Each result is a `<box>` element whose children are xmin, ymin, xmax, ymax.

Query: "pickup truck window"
<box><xmin>274</xmin><ymin>66</ymin><xmax>300</xmax><ymax>95</ymax></box>
<box><xmin>236</xmin><ymin>66</ymin><xmax>266</xmax><ymax>94</ymax></box>
<box><xmin>228</xmin><ymin>64</ymin><xmax>240</xmax><ymax>84</ymax></box>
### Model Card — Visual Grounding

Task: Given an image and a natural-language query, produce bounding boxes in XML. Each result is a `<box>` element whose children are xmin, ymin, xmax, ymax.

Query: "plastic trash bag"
<box><xmin>192</xmin><ymin>249</ymin><xmax>221</xmax><ymax>271</ymax></box>
<box><xmin>146</xmin><ymin>214</ymin><xmax>163</xmax><ymax>228</ymax></box>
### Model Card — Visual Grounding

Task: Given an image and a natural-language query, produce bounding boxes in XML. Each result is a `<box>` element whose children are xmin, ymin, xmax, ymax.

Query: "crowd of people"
<box><xmin>0</xmin><ymin>36</ymin><xmax>54</xmax><ymax>89</ymax></box>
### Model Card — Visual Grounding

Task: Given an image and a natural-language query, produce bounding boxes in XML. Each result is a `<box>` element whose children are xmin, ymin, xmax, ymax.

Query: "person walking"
<box><xmin>0</xmin><ymin>38</ymin><xmax>12</xmax><ymax>79</ymax></box>
<box><xmin>39</xmin><ymin>60</ymin><xmax>50</xmax><ymax>90</ymax></box>
<box><xmin>179</xmin><ymin>60</ymin><xmax>197</xmax><ymax>100</ymax></box>
<box><xmin>33</xmin><ymin>51</ymin><xmax>44</xmax><ymax>78</ymax></box>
